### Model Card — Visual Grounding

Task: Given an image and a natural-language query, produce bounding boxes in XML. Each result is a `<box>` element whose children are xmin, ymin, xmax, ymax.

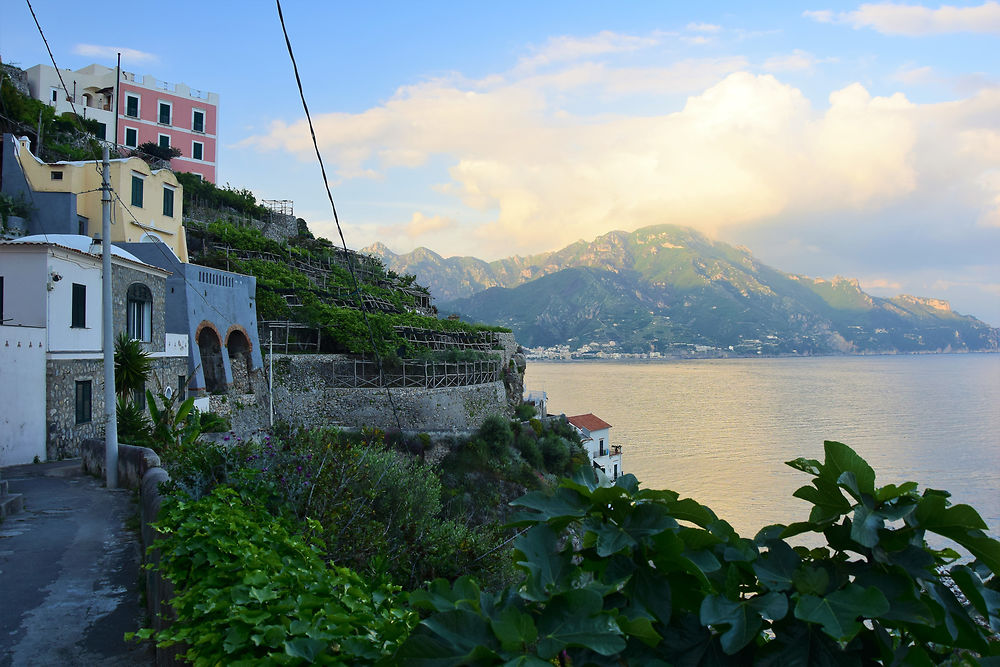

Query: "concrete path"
<box><xmin>0</xmin><ymin>461</ymin><xmax>153</xmax><ymax>666</ymax></box>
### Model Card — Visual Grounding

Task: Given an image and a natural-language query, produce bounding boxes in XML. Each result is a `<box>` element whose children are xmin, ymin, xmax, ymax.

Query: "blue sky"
<box><xmin>4</xmin><ymin>1</ymin><xmax>999</xmax><ymax>324</ymax></box>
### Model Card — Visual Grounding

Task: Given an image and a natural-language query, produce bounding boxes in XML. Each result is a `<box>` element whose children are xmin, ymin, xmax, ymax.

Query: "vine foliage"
<box><xmin>397</xmin><ymin>441</ymin><xmax>1000</xmax><ymax>665</ymax></box>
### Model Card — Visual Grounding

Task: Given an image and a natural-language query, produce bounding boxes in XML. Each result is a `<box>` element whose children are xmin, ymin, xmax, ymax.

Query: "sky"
<box><xmin>3</xmin><ymin>1</ymin><xmax>999</xmax><ymax>325</ymax></box>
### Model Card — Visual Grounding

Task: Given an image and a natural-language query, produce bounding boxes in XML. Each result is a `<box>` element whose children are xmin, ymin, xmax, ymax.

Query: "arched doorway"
<box><xmin>226</xmin><ymin>329</ymin><xmax>253</xmax><ymax>394</ymax></box>
<box><xmin>198</xmin><ymin>327</ymin><xmax>225</xmax><ymax>393</ymax></box>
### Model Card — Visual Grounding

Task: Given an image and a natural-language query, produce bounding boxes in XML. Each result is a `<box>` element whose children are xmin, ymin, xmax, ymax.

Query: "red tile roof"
<box><xmin>567</xmin><ymin>413</ymin><xmax>612</xmax><ymax>432</ymax></box>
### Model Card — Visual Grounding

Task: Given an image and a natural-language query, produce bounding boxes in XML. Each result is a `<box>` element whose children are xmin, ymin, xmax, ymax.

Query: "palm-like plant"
<box><xmin>114</xmin><ymin>331</ymin><xmax>151</xmax><ymax>401</ymax></box>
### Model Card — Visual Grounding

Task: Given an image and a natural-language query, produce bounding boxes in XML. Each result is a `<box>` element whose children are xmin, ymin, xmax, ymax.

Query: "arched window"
<box><xmin>126</xmin><ymin>283</ymin><xmax>152</xmax><ymax>342</ymax></box>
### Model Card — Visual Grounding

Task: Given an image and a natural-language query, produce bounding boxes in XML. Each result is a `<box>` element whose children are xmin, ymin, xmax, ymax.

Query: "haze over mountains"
<box><xmin>365</xmin><ymin>225</ymin><xmax>999</xmax><ymax>355</ymax></box>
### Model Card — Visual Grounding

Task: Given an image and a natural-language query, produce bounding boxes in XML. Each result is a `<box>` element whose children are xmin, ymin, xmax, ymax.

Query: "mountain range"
<box><xmin>364</xmin><ymin>225</ymin><xmax>999</xmax><ymax>355</ymax></box>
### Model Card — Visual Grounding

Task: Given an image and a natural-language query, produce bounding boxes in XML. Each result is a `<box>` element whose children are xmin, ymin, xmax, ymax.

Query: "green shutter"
<box><xmin>131</xmin><ymin>175</ymin><xmax>144</xmax><ymax>207</ymax></box>
<box><xmin>163</xmin><ymin>187</ymin><xmax>174</xmax><ymax>217</ymax></box>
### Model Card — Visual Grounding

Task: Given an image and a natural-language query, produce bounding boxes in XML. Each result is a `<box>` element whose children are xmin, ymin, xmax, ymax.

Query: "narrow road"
<box><xmin>0</xmin><ymin>461</ymin><xmax>153</xmax><ymax>666</ymax></box>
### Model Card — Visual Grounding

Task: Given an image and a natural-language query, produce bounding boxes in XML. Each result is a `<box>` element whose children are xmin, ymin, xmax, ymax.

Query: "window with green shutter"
<box><xmin>163</xmin><ymin>186</ymin><xmax>174</xmax><ymax>217</ymax></box>
<box><xmin>131</xmin><ymin>174</ymin><xmax>144</xmax><ymax>207</ymax></box>
<box><xmin>71</xmin><ymin>283</ymin><xmax>86</xmax><ymax>328</ymax></box>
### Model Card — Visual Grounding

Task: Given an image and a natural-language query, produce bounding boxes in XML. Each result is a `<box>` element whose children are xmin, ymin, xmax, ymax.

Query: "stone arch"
<box><xmin>195</xmin><ymin>321</ymin><xmax>225</xmax><ymax>393</ymax></box>
<box><xmin>225</xmin><ymin>326</ymin><xmax>253</xmax><ymax>394</ymax></box>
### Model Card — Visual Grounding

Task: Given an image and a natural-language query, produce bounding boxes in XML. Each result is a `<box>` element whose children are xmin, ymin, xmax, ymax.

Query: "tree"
<box><xmin>114</xmin><ymin>331</ymin><xmax>151</xmax><ymax>402</ymax></box>
<box><xmin>137</xmin><ymin>141</ymin><xmax>182</xmax><ymax>161</ymax></box>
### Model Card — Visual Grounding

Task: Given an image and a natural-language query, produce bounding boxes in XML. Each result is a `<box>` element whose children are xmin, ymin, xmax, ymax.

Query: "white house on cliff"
<box><xmin>567</xmin><ymin>413</ymin><xmax>623</xmax><ymax>481</ymax></box>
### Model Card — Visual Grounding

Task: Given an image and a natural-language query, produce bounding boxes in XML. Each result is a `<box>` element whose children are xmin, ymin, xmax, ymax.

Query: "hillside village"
<box><xmin>1</xmin><ymin>62</ymin><xmax>617</xmax><ymax>471</ymax></box>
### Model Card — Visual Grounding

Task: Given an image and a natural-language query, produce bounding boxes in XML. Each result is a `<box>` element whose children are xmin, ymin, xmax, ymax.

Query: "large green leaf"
<box><xmin>535</xmin><ymin>590</ymin><xmax>624</xmax><ymax>659</ymax></box>
<box><xmin>753</xmin><ymin>540</ymin><xmax>801</xmax><ymax>592</ymax></box>
<box><xmin>794</xmin><ymin>585</ymin><xmax>890</xmax><ymax>642</ymax></box>
<box><xmin>915</xmin><ymin>493</ymin><xmax>988</xmax><ymax>532</ymax></box>
<box><xmin>514</xmin><ymin>525</ymin><xmax>570</xmax><ymax>601</ymax></box>
<box><xmin>491</xmin><ymin>606</ymin><xmax>537</xmax><ymax>651</ymax></box>
<box><xmin>699</xmin><ymin>595</ymin><xmax>763</xmax><ymax>654</ymax></box>
<box><xmin>755</xmin><ymin>621</ymin><xmax>858</xmax><ymax>667</ymax></box>
<box><xmin>509</xmin><ymin>488</ymin><xmax>588</xmax><ymax>524</ymax></box>
<box><xmin>420</xmin><ymin>609</ymin><xmax>497</xmax><ymax>658</ymax></box>
<box><xmin>822</xmin><ymin>441</ymin><xmax>876</xmax><ymax>497</ymax></box>
<box><xmin>850</xmin><ymin>504</ymin><xmax>884</xmax><ymax>548</ymax></box>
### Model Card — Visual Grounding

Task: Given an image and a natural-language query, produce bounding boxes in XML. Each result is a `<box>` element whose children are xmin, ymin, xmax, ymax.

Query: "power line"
<box><xmin>275</xmin><ymin>0</ymin><xmax>403</xmax><ymax>430</ymax></box>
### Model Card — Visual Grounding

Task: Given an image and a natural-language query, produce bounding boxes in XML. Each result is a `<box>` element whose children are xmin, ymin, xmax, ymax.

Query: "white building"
<box><xmin>0</xmin><ymin>236</ymin><xmax>188</xmax><ymax>464</ymax></box>
<box><xmin>567</xmin><ymin>413</ymin><xmax>623</xmax><ymax>481</ymax></box>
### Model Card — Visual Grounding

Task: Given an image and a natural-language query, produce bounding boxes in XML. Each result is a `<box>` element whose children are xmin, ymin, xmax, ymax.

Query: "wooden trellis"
<box><xmin>320</xmin><ymin>358</ymin><xmax>502</xmax><ymax>389</ymax></box>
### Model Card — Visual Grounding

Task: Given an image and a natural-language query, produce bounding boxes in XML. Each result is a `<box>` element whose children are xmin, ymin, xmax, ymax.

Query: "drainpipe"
<box><xmin>114</xmin><ymin>53</ymin><xmax>120</xmax><ymax>151</ymax></box>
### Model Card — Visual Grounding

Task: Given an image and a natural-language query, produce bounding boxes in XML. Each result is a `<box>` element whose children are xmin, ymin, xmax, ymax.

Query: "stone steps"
<box><xmin>1</xmin><ymin>478</ymin><xmax>25</xmax><ymax>521</ymax></box>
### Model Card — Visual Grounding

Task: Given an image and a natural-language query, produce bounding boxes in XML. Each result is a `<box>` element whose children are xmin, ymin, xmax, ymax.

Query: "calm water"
<box><xmin>524</xmin><ymin>355</ymin><xmax>1000</xmax><ymax>540</ymax></box>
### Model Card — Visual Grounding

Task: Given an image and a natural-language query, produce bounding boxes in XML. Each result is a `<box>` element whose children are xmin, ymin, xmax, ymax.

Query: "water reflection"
<box><xmin>524</xmin><ymin>355</ymin><xmax>1000</xmax><ymax>539</ymax></box>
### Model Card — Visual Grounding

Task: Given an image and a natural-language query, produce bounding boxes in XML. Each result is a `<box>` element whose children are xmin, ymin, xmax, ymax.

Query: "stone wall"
<box><xmin>45</xmin><ymin>356</ymin><xmax>188</xmax><ymax>460</ymax></box>
<box><xmin>211</xmin><ymin>354</ymin><xmax>511</xmax><ymax>435</ymax></box>
<box><xmin>80</xmin><ymin>438</ymin><xmax>162</xmax><ymax>489</ymax></box>
<box><xmin>112</xmin><ymin>264</ymin><xmax>167</xmax><ymax>353</ymax></box>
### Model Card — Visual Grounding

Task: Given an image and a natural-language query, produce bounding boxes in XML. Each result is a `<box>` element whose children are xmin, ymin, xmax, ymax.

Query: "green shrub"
<box><xmin>396</xmin><ymin>441</ymin><xmax>1000</xmax><ymax>664</ymax></box>
<box><xmin>131</xmin><ymin>487</ymin><xmax>415</xmax><ymax>664</ymax></box>
<box><xmin>539</xmin><ymin>434</ymin><xmax>571</xmax><ymax>474</ymax></box>
<box><xmin>514</xmin><ymin>403</ymin><xmax>537</xmax><ymax>421</ymax></box>
<box><xmin>197</xmin><ymin>410</ymin><xmax>231</xmax><ymax>433</ymax></box>
<box><xmin>478</xmin><ymin>414</ymin><xmax>514</xmax><ymax>458</ymax></box>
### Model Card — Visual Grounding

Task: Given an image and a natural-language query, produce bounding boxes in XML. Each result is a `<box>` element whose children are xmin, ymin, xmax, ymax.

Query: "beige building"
<box><xmin>10</xmin><ymin>136</ymin><xmax>188</xmax><ymax>261</ymax></box>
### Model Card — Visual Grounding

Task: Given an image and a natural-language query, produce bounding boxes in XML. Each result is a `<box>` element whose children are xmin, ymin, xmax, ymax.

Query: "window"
<box><xmin>131</xmin><ymin>173</ymin><xmax>144</xmax><ymax>207</ymax></box>
<box><xmin>158</xmin><ymin>101</ymin><xmax>171</xmax><ymax>125</ymax></box>
<box><xmin>133</xmin><ymin>384</ymin><xmax>146</xmax><ymax>410</ymax></box>
<box><xmin>94</xmin><ymin>122</ymin><xmax>106</xmax><ymax>140</ymax></box>
<box><xmin>177</xmin><ymin>375</ymin><xmax>186</xmax><ymax>400</ymax></box>
<box><xmin>599</xmin><ymin>438</ymin><xmax>606</xmax><ymax>456</ymax></box>
<box><xmin>162</xmin><ymin>185</ymin><xmax>175</xmax><ymax>217</ymax></box>
<box><xmin>75</xmin><ymin>380</ymin><xmax>92</xmax><ymax>424</ymax></box>
<box><xmin>158</xmin><ymin>134</ymin><xmax>170</xmax><ymax>150</ymax></box>
<box><xmin>124</xmin><ymin>127</ymin><xmax>138</xmax><ymax>148</ymax></box>
<box><xmin>50</xmin><ymin>88</ymin><xmax>59</xmax><ymax>103</ymax></box>
<box><xmin>192</xmin><ymin>141</ymin><xmax>203</xmax><ymax>161</ymax></box>
<box><xmin>71</xmin><ymin>283</ymin><xmax>86</xmax><ymax>328</ymax></box>
<box><xmin>50</xmin><ymin>171</ymin><xmax>63</xmax><ymax>180</ymax></box>
<box><xmin>125</xmin><ymin>94</ymin><xmax>139</xmax><ymax>118</ymax></box>
<box><xmin>126</xmin><ymin>283</ymin><xmax>152</xmax><ymax>342</ymax></box>
<box><xmin>77</xmin><ymin>217</ymin><xmax>88</xmax><ymax>236</ymax></box>
<box><xmin>192</xmin><ymin>109</ymin><xmax>204</xmax><ymax>132</ymax></box>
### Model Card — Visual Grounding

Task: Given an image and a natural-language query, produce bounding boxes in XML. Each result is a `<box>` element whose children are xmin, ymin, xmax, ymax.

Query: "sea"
<box><xmin>524</xmin><ymin>354</ymin><xmax>1000</xmax><ymax>541</ymax></box>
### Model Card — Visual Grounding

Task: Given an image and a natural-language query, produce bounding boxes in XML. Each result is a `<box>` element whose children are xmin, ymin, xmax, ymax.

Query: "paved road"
<box><xmin>0</xmin><ymin>461</ymin><xmax>153</xmax><ymax>666</ymax></box>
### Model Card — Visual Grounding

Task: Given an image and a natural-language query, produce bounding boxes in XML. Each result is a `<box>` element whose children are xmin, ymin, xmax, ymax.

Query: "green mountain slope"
<box><xmin>366</xmin><ymin>225</ymin><xmax>999</xmax><ymax>355</ymax></box>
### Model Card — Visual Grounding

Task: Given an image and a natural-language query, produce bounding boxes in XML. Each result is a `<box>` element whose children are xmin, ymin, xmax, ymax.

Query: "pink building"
<box><xmin>25</xmin><ymin>64</ymin><xmax>220</xmax><ymax>182</ymax></box>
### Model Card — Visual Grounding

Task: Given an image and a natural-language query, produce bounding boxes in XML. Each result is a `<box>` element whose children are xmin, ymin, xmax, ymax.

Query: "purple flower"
<box><xmin>296</xmin><ymin>466</ymin><xmax>302</xmax><ymax>473</ymax></box>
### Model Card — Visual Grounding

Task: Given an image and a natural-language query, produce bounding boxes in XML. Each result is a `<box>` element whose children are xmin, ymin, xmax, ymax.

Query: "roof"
<box><xmin>567</xmin><ymin>414</ymin><xmax>612</xmax><ymax>432</ymax></box>
<box><xmin>3</xmin><ymin>235</ymin><xmax>168</xmax><ymax>275</ymax></box>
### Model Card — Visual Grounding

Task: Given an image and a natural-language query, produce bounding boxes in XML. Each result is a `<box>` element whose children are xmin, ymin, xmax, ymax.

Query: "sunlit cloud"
<box><xmin>378</xmin><ymin>212</ymin><xmax>457</xmax><ymax>238</ymax></box>
<box><xmin>862</xmin><ymin>278</ymin><xmax>903</xmax><ymax>289</ymax></box>
<box><xmin>243</xmin><ymin>48</ymin><xmax>1000</xmax><ymax>260</ymax></box>
<box><xmin>805</xmin><ymin>2</ymin><xmax>1000</xmax><ymax>35</ymax></box>
<box><xmin>73</xmin><ymin>43</ymin><xmax>158</xmax><ymax>63</ymax></box>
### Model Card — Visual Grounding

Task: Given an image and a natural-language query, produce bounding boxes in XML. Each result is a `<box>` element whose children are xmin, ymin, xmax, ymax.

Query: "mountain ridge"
<box><xmin>365</xmin><ymin>224</ymin><xmax>998</xmax><ymax>355</ymax></box>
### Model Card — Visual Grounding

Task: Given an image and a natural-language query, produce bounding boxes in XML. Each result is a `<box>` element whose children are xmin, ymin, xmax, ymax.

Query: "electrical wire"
<box><xmin>275</xmin><ymin>0</ymin><xmax>403</xmax><ymax>430</ymax></box>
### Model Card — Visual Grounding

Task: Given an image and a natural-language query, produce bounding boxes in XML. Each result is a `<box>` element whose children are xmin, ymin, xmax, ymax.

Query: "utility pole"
<box><xmin>268</xmin><ymin>331</ymin><xmax>274</xmax><ymax>428</ymax></box>
<box><xmin>114</xmin><ymin>53</ymin><xmax>121</xmax><ymax>151</ymax></box>
<box><xmin>101</xmin><ymin>147</ymin><xmax>119</xmax><ymax>488</ymax></box>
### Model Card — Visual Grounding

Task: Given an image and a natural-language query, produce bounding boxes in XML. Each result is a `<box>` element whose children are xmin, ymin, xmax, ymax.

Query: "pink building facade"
<box><xmin>25</xmin><ymin>64</ymin><xmax>219</xmax><ymax>182</ymax></box>
<box><xmin>117</xmin><ymin>71</ymin><xmax>219</xmax><ymax>182</ymax></box>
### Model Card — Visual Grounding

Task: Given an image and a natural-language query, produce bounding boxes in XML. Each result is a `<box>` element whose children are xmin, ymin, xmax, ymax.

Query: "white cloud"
<box><xmin>515</xmin><ymin>31</ymin><xmax>659</xmax><ymax>72</ymax></box>
<box><xmin>379</xmin><ymin>212</ymin><xmax>456</xmax><ymax>238</ymax></box>
<box><xmin>763</xmin><ymin>50</ymin><xmax>822</xmax><ymax>72</ymax></box>
<box><xmin>686</xmin><ymin>22</ymin><xmax>722</xmax><ymax>33</ymax></box>
<box><xmin>806</xmin><ymin>2</ymin><xmax>1000</xmax><ymax>35</ymax></box>
<box><xmin>73</xmin><ymin>43</ymin><xmax>158</xmax><ymax>63</ymax></box>
<box><xmin>243</xmin><ymin>54</ymin><xmax>1000</xmax><ymax>259</ymax></box>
